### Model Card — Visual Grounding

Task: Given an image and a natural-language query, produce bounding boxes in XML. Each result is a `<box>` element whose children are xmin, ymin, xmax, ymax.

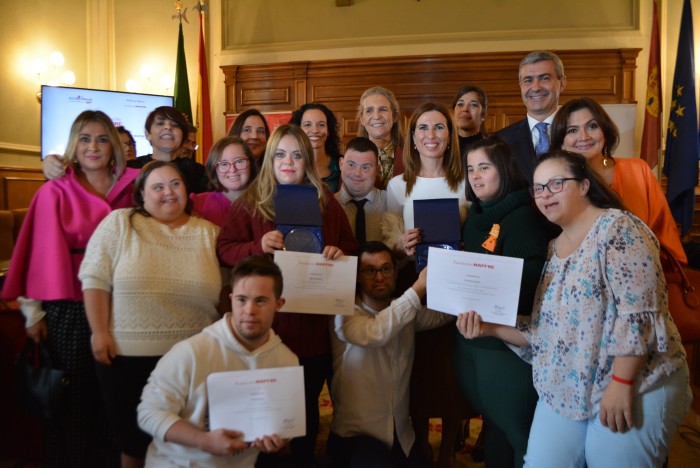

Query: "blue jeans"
<box><xmin>524</xmin><ymin>366</ymin><xmax>691</xmax><ymax>468</ymax></box>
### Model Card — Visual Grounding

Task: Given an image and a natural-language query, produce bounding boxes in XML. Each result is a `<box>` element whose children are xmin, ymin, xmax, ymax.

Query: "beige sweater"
<box><xmin>79</xmin><ymin>209</ymin><xmax>221</xmax><ymax>356</ymax></box>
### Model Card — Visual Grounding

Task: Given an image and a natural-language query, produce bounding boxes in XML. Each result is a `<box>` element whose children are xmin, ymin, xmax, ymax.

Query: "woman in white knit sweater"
<box><xmin>79</xmin><ymin>160</ymin><xmax>221</xmax><ymax>468</ymax></box>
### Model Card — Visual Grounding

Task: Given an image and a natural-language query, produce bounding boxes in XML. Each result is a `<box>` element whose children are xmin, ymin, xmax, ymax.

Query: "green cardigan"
<box><xmin>462</xmin><ymin>189</ymin><xmax>552</xmax><ymax>318</ymax></box>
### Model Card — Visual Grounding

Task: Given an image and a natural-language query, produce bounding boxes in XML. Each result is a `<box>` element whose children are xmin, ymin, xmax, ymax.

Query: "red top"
<box><xmin>217</xmin><ymin>189</ymin><xmax>359</xmax><ymax>357</ymax></box>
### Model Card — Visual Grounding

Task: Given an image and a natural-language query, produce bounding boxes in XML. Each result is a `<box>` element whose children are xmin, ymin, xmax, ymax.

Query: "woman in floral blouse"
<box><xmin>456</xmin><ymin>150</ymin><xmax>691</xmax><ymax>467</ymax></box>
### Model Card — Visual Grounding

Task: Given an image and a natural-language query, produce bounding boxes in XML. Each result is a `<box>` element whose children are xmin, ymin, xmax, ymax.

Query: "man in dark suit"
<box><xmin>497</xmin><ymin>51</ymin><xmax>567</xmax><ymax>184</ymax></box>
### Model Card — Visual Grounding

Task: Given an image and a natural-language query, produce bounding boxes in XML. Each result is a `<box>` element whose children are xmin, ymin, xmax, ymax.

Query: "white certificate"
<box><xmin>207</xmin><ymin>366</ymin><xmax>306</xmax><ymax>442</ymax></box>
<box><xmin>426</xmin><ymin>247</ymin><xmax>524</xmax><ymax>325</ymax></box>
<box><xmin>274</xmin><ymin>251</ymin><xmax>357</xmax><ymax>315</ymax></box>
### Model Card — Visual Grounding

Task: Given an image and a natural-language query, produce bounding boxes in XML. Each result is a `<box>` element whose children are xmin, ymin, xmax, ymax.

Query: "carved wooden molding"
<box><xmin>221</xmin><ymin>48</ymin><xmax>640</xmax><ymax>140</ymax></box>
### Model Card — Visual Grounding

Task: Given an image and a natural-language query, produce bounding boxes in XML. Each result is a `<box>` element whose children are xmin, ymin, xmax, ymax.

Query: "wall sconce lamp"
<box><xmin>125</xmin><ymin>64</ymin><xmax>174</xmax><ymax>96</ymax></box>
<box><xmin>33</xmin><ymin>51</ymin><xmax>76</xmax><ymax>102</ymax></box>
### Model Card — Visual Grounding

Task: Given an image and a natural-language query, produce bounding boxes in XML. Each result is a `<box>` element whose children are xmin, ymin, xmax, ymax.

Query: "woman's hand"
<box><xmin>399</xmin><ymin>228</ymin><xmax>421</xmax><ymax>256</ymax></box>
<box><xmin>456</xmin><ymin>311</ymin><xmax>490</xmax><ymax>339</ymax></box>
<box><xmin>261</xmin><ymin>230</ymin><xmax>284</xmax><ymax>254</ymax></box>
<box><xmin>322</xmin><ymin>245</ymin><xmax>343</xmax><ymax>260</ymax></box>
<box><xmin>26</xmin><ymin>319</ymin><xmax>48</xmax><ymax>343</ymax></box>
<box><xmin>251</xmin><ymin>434</ymin><xmax>286</xmax><ymax>454</ymax></box>
<box><xmin>91</xmin><ymin>332</ymin><xmax>116</xmax><ymax>365</ymax></box>
<box><xmin>42</xmin><ymin>154</ymin><xmax>66</xmax><ymax>180</ymax></box>
<box><xmin>599</xmin><ymin>379</ymin><xmax>635</xmax><ymax>433</ymax></box>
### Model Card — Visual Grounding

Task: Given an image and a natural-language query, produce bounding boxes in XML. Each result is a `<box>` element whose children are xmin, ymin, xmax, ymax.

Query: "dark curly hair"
<box><xmin>289</xmin><ymin>102</ymin><xmax>342</xmax><ymax>163</ymax></box>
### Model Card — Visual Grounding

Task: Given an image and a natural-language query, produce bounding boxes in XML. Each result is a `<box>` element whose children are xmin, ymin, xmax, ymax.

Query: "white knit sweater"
<box><xmin>79</xmin><ymin>209</ymin><xmax>221</xmax><ymax>356</ymax></box>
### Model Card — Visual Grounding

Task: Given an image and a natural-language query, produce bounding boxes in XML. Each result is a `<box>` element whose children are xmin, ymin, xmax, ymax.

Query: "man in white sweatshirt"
<box><xmin>137</xmin><ymin>256</ymin><xmax>299</xmax><ymax>467</ymax></box>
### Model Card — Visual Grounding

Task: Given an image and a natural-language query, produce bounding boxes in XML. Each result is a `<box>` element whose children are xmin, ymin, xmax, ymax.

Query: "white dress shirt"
<box><xmin>329</xmin><ymin>290</ymin><xmax>452</xmax><ymax>455</ymax></box>
<box><xmin>526</xmin><ymin>112</ymin><xmax>556</xmax><ymax>150</ymax></box>
<box><xmin>335</xmin><ymin>185</ymin><xmax>388</xmax><ymax>242</ymax></box>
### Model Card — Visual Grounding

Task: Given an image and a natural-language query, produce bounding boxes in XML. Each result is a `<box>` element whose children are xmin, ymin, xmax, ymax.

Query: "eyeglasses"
<box><xmin>529</xmin><ymin>178</ymin><xmax>583</xmax><ymax>198</ymax></box>
<box><xmin>359</xmin><ymin>265</ymin><xmax>395</xmax><ymax>279</ymax></box>
<box><xmin>215</xmin><ymin>159</ymin><xmax>249</xmax><ymax>173</ymax></box>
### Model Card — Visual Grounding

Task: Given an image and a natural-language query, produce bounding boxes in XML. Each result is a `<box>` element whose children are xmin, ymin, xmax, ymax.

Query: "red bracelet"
<box><xmin>611</xmin><ymin>374</ymin><xmax>634</xmax><ymax>385</ymax></box>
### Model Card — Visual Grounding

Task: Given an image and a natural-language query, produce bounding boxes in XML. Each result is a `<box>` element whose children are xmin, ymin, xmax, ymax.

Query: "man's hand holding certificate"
<box><xmin>207</xmin><ymin>366</ymin><xmax>306</xmax><ymax>442</ymax></box>
<box><xmin>274</xmin><ymin>251</ymin><xmax>357</xmax><ymax>315</ymax></box>
<box><xmin>426</xmin><ymin>247</ymin><xmax>523</xmax><ymax>325</ymax></box>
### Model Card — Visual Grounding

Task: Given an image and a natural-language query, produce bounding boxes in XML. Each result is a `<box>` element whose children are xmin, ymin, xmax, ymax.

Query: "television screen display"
<box><xmin>41</xmin><ymin>85</ymin><xmax>174</xmax><ymax>159</ymax></box>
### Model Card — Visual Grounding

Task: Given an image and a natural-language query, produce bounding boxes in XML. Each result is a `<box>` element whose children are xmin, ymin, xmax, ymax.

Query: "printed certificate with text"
<box><xmin>426</xmin><ymin>247</ymin><xmax>523</xmax><ymax>325</ymax></box>
<box><xmin>274</xmin><ymin>251</ymin><xmax>357</xmax><ymax>315</ymax></box>
<box><xmin>207</xmin><ymin>366</ymin><xmax>306</xmax><ymax>442</ymax></box>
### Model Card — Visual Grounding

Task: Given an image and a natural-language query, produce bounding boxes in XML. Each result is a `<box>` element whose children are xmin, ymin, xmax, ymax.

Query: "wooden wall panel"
<box><xmin>221</xmin><ymin>49</ymin><xmax>640</xmax><ymax>145</ymax></box>
<box><xmin>0</xmin><ymin>167</ymin><xmax>44</xmax><ymax>211</ymax></box>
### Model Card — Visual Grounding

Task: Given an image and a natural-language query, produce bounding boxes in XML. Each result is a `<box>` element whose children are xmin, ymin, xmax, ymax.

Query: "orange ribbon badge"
<box><xmin>481</xmin><ymin>223</ymin><xmax>500</xmax><ymax>252</ymax></box>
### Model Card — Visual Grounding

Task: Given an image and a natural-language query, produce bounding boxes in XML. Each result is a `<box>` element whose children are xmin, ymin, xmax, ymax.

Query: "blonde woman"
<box><xmin>3</xmin><ymin>110</ymin><xmax>138</xmax><ymax>467</ymax></box>
<box><xmin>217</xmin><ymin>124</ymin><xmax>358</xmax><ymax>465</ymax></box>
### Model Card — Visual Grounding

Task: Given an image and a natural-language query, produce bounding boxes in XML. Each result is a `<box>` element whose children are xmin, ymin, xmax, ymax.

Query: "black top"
<box><xmin>458</xmin><ymin>132</ymin><xmax>485</xmax><ymax>159</ymax></box>
<box><xmin>496</xmin><ymin>119</ymin><xmax>537</xmax><ymax>185</ymax></box>
<box><xmin>127</xmin><ymin>155</ymin><xmax>207</xmax><ymax>194</ymax></box>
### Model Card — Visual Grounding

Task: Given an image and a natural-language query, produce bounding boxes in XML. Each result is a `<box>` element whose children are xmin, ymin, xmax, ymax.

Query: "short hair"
<box><xmin>451</xmin><ymin>85</ymin><xmax>489</xmax><ymax>113</ymax></box>
<box><xmin>63</xmin><ymin>110</ymin><xmax>126</xmax><ymax>178</ymax></box>
<box><xmin>205</xmin><ymin>136</ymin><xmax>258</xmax><ymax>192</ymax></box>
<box><xmin>358</xmin><ymin>241</ymin><xmax>396</xmax><ymax>267</ymax></box>
<box><xmin>550</xmin><ymin>97</ymin><xmax>620</xmax><ymax>158</ymax></box>
<box><xmin>534</xmin><ymin>150</ymin><xmax>625</xmax><ymax>210</ymax></box>
<box><xmin>116</xmin><ymin>126</ymin><xmax>135</xmax><ymax>145</ymax></box>
<box><xmin>464</xmin><ymin>136</ymin><xmax>528</xmax><ymax>202</ymax></box>
<box><xmin>228</xmin><ymin>108</ymin><xmax>271</xmax><ymax>140</ymax></box>
<box><xmin>132</xmin><ymin>160</ymin><xmax>193</xmax><ymax>218</ymax></box>
<box><xmin>186</xmin><ymin>123</ymin><xmax>198</xmax><ymax>136</ymax></box>
<box><xmin>356</xmin><ymin>86</ymin><xmax>404</xmax><ymax>147</ymax></box>
<box><xmin>231</xmin><ymin>255</ymin><xmax>284</xmax><ymax>299</ymax></box>
<box><xmin>289</xmin><ymin>102</ymin><xmax>342</xmax><ymax>161</ymax></box>
<box><xmin>402</xmin><ymin>102</ymin><xmax>463</xmax><ymax>196</ymax></box>
<box><xmin>344</xmin><ymin>137</ymin><xmax>379</xmax><ymax>161</ymax></box>
<box><xmin>144</xmin><ymin>106</ymin><xmax>189</xmax><ymax>139</ymax></box>
<box><xmin>452</xmin><ymin>85</ymin><xmax>489</xmax><ymax>137</ymax></box>
<box><xmin>519</xmin><ymin>51</ymin><xmax>565</xmax><ymax>79</ymax></box>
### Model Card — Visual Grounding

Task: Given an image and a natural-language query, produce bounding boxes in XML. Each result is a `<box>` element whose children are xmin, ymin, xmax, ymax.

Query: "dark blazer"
<box><xmin>496</xmin><ymin>118</ymin><xmax>537</xmax><ymax>185</ymax></box>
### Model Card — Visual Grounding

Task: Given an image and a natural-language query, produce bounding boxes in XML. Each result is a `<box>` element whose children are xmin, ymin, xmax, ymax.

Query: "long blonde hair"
<box><xmin>238</xmin><ymin>124</ymin><xmax>327</xmax><ymax>222</ymax></box>
<box><xmin>402</xmin><ymin>103</ymin><xmax>462</xmax><ymax>196</ymax></box>
<box><xmin>62</xmin><ymin>110</ymin><xmax>125</xmax><ymax>178</ymax></box>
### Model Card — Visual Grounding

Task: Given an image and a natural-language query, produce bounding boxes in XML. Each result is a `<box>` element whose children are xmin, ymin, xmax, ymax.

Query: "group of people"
<box><xmin>2</xmin><ymin>49</ymin><xmax>692</xmax><ymax>468</ymax></box>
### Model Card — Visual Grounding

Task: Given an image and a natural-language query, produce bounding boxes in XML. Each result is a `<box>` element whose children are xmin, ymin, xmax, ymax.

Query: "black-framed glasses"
<box><xmin>359</xmin><ymin>265</ymin><xmax>395</xmax><ymax>279</ymax></box>
<box><xmin>529</xmin><ymin>178</ymin><xmax>583</xmax><ymax>198</ymax></box>
<box><xmin>215</xmin><ymin>159</ymin><xmax>249</xmax><ymax>173</ymax></box>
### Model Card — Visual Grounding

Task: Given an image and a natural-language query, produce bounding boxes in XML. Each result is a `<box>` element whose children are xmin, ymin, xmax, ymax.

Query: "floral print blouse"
<box><xmin>514</xmin><ymin>209</ymin><xmax>686</xmax><ymax>420</ymax></box>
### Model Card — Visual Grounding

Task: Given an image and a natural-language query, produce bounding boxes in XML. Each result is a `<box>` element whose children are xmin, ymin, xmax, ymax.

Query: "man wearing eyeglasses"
<box><xmin>335</xmin><ymin>137</ymin><xmax>388</xmax><ymax>244</ymax></box>
<box><xmin>328</xmin><ymin>241</ymin><xmax>451</xmax><ymax>467</ymax></box>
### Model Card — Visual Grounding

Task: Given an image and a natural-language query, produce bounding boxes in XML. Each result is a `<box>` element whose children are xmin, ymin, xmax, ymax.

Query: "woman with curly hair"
<box><xmin>290</xmin><ymin>102</ymin><xmax>343</xmax><ymax>192</ymax></box>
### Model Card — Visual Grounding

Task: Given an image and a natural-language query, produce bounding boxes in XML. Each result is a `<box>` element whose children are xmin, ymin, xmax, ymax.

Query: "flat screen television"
<box><xmin>40</xmin><ymin>85</ymin><xmax>174</xmax><ymax>159</ymax></box>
